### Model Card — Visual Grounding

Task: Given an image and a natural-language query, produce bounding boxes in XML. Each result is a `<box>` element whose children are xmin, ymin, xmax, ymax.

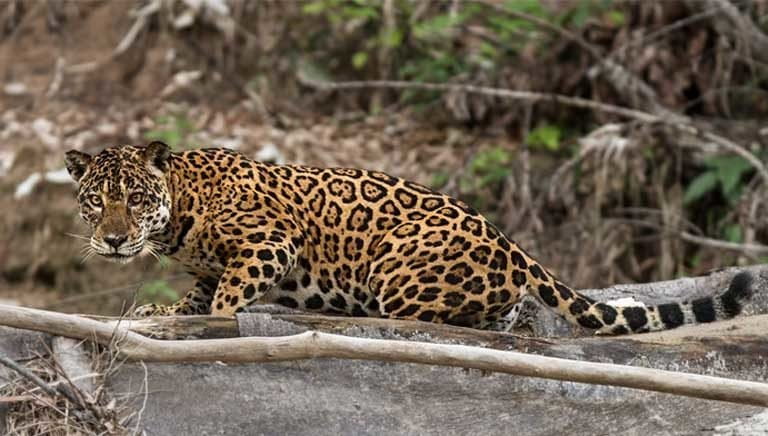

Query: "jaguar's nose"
<box><xmin>103</xmin><ymin>234</ymin><xmax>128</xmax><ymax>249</ymax></box>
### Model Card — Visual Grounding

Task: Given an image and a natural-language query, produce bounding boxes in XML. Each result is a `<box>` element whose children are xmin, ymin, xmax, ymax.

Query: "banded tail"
<box><xmin>527</xmin><ymin>271</ymin><xmax>753</xmax><ymax>335</ymax></box>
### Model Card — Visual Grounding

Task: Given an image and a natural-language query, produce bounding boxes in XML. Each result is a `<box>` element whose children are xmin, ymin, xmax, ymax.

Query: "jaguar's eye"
<box><xmin>89</xmin><ymin>194</ymin><xmax>102</xmax><ymax>207</ymax></box>
<box><xmin>128</xmin><ymin>192</ymin><xmax>143</xmax><ymax>206</ymax></box>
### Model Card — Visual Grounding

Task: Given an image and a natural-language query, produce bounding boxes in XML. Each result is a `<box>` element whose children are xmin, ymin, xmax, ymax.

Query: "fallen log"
<box><xmin>0</xmin><ymin>304</ymin><xmax>766</xmax><ymax>407</ymax></box>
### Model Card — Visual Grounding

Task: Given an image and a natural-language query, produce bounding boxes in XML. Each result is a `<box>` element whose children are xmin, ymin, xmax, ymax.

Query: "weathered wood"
<box><xmin>51</xmin><ymin>337</ymin><xmax>97</xmax><ymax>398</ymax></box>
<box><xmin>86</xmin><ymin>309</ymin><xmax>768</xmax><ymax>368</ymax></box>
<box><xmin>1</xmin><ymin>305</ymin><xmax>768</xmax><ymax>407</ymax></box>
<box><xmin>88</xmin><ymin>315</ymin><xmax>242</xmax><ymax>339</ymax></box>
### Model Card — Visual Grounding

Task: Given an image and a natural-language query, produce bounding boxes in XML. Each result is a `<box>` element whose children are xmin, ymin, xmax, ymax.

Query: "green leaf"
<box><xmin>301</xmin><ymin>1</ymin><xmax>327</xmax><ymax>15</ymax></box>
<box><xmin>569</xmin><ymin>2</ymin><xmax>592</xmax><ymax>28</ymax></box>
<box><xmin>352</xmin><ymin>51</ymin><xmax>369</xmax><ymax>69</ymax></box>
<box><xmin>413</xmin><ymin>12</ymin><xmax>469</xmax><ymax>39</ymax></box>
<box><xmin>479</xmin><ymin>167</ymin><xmax>510</xmax><ymax>187</ymax></box>
<box><xmin>431</xmin><ymin>171</ymin><xmax>450</xmax><ymax>188</ymax></box>
<box><xmin>380</xmin><ymin>28</ymin><xmax>403</xmax><ymax>48</ymax></box>
<box><xmin>341</xmin><ymin>4</ymin><xmax>378</xmax><ymax>20</ymax></box>
<box><xmin>488</xmin><ymin>15</ymin><xmax>525</xmax><ymax>34</ymax></box>
<box><xmin>683</xmin><ymin>171</ymin><xmax>718</xmax><ymax>205</ymax></box>
<box><xmin>719</xmin><ymin>166</ymin><xmax>745</xmax><ymax>198</ymax></box>
<box><xmin>469</xmin><ymin>147</ymin><xmax>512</xmax><ymax>188</ymax></box>
<box><xmin>471</xmin><ymin>147</ymin><xmax>511</xmax><ymax>172</ymax></box>
<box><xmin>724</xmin><ymin>224</ymin><xmax>742</xmax><ymax>243</ymax></box>
<box><xmin>479</xmin><ymin>41</ymin><xmax>499</xmax><ymax>59</ymax></box>
<box><xmin>157</xmin><ymin>255</ymin><xmax>171</xmax><ymax>269</ymax></box>
<box><xmin>704</xmin><ymin>155</ymin><xmax>751</xmax><ymax>172</ymax></box>
<box><xmin>527</xmin><ymin>124</ymin><xmax>562</xmax><ymax>151</ymax></box>
<box><xmin>143</xmin><ymin>114</ymin><xmax>194</xmax><ymax>149</ymax></box>
<box><xmin>503</xmin><ymin>0</ymin><xmax>546</xmax><ymax>16</ymax></box>
<box><xmin>606</xmin><ymin>10</ymin><xmax>625</xmax><ymax>26</ymax></box>
<box><xmin>139</xmin><ymin>280</ymin><xmax>178</xmax><ymax>303</ymax></box>
<box><xmin>459</xmin><ymin>177</ymin><xmax>474</xmax><ymax>193</ymax></box>
<box><xmin>707</xmin><ymin>156</ymin><xmax>751</xmax><ymax>197</ymax></box>
<box><xmin>689</xmin><ymin>253</ymin><xmax>702</xmax><ymax>268</ymax></box>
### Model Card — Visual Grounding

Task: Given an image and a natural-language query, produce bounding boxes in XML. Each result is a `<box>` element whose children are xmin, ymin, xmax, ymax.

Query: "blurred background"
<box><xmin>1</xmin><ymin>0</ymin><xmax>767</xmax><ymax>316</ymax></box>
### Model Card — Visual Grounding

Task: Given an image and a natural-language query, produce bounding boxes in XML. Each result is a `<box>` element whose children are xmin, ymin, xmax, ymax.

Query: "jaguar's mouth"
<box><xmin>101</xmin><ymin>252</ymin><xmax>139</xmax><ymax>264</ymax></box>
<box><xmin>91</xmin><ymin>236</ymin><xmax>145</xmax><ymax>264</ymax></box>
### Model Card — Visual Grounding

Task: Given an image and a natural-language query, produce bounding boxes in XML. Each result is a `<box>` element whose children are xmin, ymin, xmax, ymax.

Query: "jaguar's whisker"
<box><xmin>80</xmin><ymin>249</ymin><xmax>96</xmax><ymax>264</ymax></box>
<box><xmin>66</xmin><ymin>232</ymin><xmax>92</xmax><ymax>241</ymax></box>
<box><xmin>147</xmin><ymin>239</ymin><xmax>169</xmax><ymax>250</ymax></box>
<box><xmin>145</xmin><ymin>245</ymin><xmax>162</xmax><ymax>262</ymax></box>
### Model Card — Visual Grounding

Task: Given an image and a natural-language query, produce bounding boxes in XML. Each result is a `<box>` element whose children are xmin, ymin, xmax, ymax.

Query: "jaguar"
<box><xmin>64</xmin><ymin>142</ymin><xmax>753</xmax><ymax>334</ymax></box>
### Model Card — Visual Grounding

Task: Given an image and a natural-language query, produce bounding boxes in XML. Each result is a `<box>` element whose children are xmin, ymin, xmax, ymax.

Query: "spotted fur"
<box><xmin>65</xmin><ymin>143</ymin><xmax>754</xmax><ymax>334</ymax></box>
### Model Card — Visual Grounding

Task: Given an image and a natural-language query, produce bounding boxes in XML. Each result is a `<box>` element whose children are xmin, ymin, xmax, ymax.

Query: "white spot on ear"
<box><xmin>147</xmin><ymin>164</ymin><xmax>165</xmax><ymax>178</ymax></box>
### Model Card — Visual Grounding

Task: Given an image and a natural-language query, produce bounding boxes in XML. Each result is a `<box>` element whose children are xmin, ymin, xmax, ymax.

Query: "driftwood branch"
<box><xmin>0</xmin><ymin>305</ymin><xmax>766</xmax><ymax>407</ymax></box>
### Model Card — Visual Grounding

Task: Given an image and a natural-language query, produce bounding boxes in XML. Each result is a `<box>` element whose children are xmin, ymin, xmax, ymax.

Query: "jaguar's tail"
<box><xmin>526</xmin><ymin>270</ymin><xmax>753</xmax><ymax>335</ymax></box>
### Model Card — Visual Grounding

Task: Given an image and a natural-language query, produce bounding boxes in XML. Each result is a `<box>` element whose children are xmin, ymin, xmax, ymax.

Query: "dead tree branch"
<box><xmin>299</xmin><ymin>77</ymin><xmax>768</xmax><ymax>186</ymax></box>
<box><xmin>687</xmin><ymin>0</ymin><xmax>768</xmax><ymax>65</ymax></box>
<box><xmin>474</xmin><ymin>0</ymin><xmax>677</xmax><ymax>118</ymax></box>
<box><xmin>0</xmin><ymin>305</ymin><xmax>765</xmax><ymax>407</ymax></box>
<box><xmin>609</xmin><ymin>216</ymin><xmax>768</xmax><ymax>257</ymax></box>
<box><xmin>299</xmin><ymin>77</ymin><xmax>658</xmax><ymax>121</ymax></box>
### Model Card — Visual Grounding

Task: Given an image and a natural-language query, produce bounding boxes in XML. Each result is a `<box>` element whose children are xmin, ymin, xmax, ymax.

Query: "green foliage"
<box><xmin>429</xmin><ymin>147</ymin><xmax>513</xmax><ymax>194</ymax></box>
<box><xmin>352</xmin><ymin>51</ymin><xmax>369</xmax><ymax>69</ymax></box>
<box><xmin>156</xmin><ymin>255</ymin><xmax>172</xmax><ymax>269</ymax></box>
<box><xmin>526</xmin><ymin>123</ymin><xmax>563</xmax><ymax>151</ymax></box>
<box><xmin>683</xmin><ymin>154</ymin><xmax>755</xmax><ymax>252</ymax></box>
<box><xmin>455</xmin><ymin>147</ymin><xmax>513</xmax><ymax>212</ymax></box>
<box><xmin>144</xmin><ymin>114</ymin><xmax>195</xmax><ymax>150</ymax></box>
<box><xmin>430</xmin><ymin>170</ymin><xmax>450</xmax><ymax>189</ymax></box>
<box><xmin>605</xmin><ymin>9</ymin><xmax>625</xmax><ymax>26</ymax></box>
<box><xmin>683</xmin><ymin>155</ymin><xmax>752</xmax><ymax>205</ymax></box>
<box><xmin>300</xmin><ymin>0</ymin><xmax>625</xmax><ymax>106</ymax></box>
<box><xmin>302</xmin><ymin>0</ymin><xmax>385</xmax><ymax>70</ymax></box>
<box><xmin>469</xmin><ymin>146</ymin><xmax>513</xmax><ymax>187</ymax></box>
<box><xmin>683</xmin><ymin>171</ymin><xmax>718</xmax><ymax>205</ymax></box>
<box><xmin>138</xmin><ymin>279</ymin><xmax>178</xmax><ymax>304</ymax></box>
<box><xmin>723</xmin><ymin>223</ymin><xmax>742</xmax><ymax>243</ymax></box>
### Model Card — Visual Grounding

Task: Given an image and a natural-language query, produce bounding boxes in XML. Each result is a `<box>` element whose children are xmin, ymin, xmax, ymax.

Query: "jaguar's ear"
<box><xmin>142</xmin><ymin>141</ymin><xmax>171</xmax><ymax>171</ymax></box>
<box><xmin>64</xmin><ymin>150</ymin><xmax>92</xmax><ymax>182</ymax></box>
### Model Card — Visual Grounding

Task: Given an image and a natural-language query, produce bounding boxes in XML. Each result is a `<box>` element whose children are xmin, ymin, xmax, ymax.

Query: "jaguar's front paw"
<box><xmin>131</xmin><ymin>303</ymin><xmax>170</xmax><ymax>318</ymax></box>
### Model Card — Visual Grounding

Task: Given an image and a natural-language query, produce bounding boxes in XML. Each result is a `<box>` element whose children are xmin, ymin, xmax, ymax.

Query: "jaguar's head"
<box><xmin>65</xmin><ymin>141</ymin><xmax>173</xmax><ymax>264</ymax></box>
